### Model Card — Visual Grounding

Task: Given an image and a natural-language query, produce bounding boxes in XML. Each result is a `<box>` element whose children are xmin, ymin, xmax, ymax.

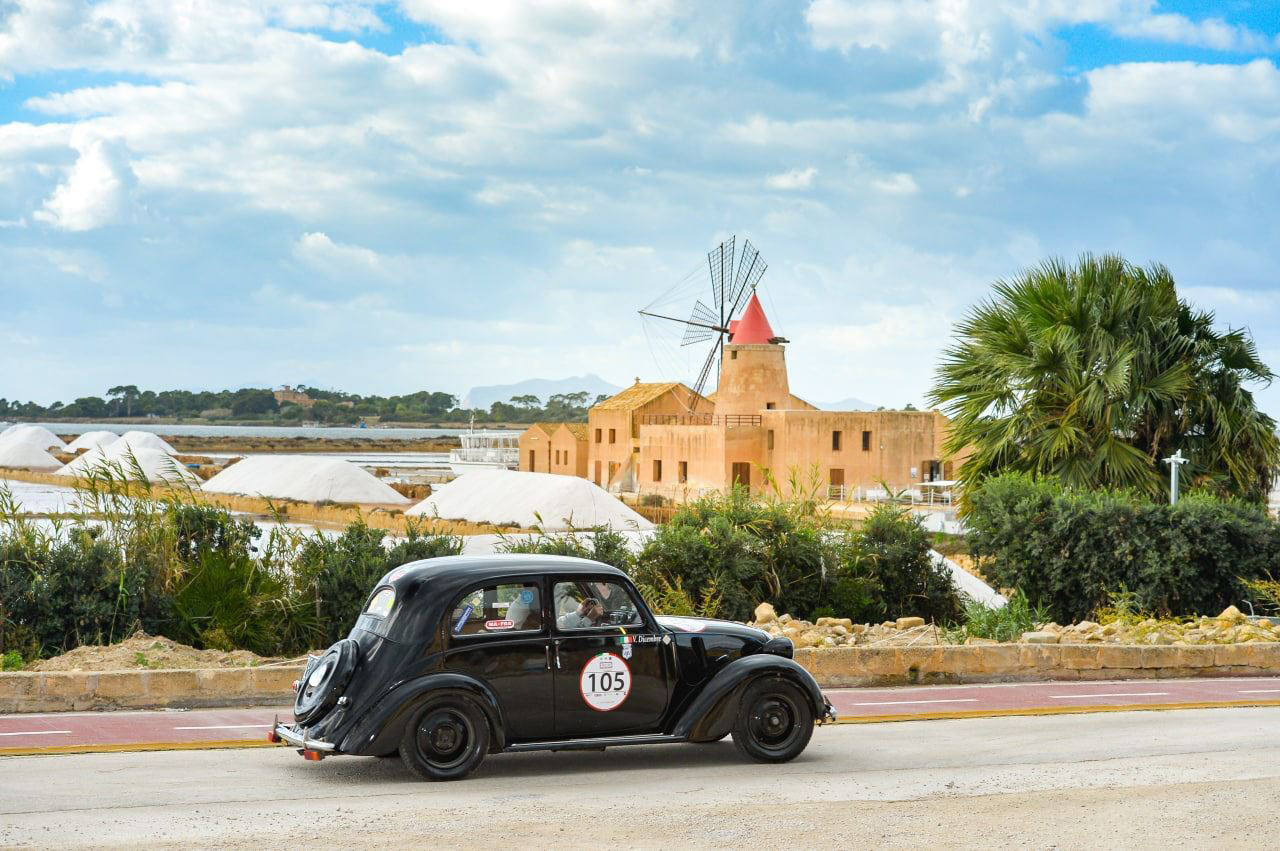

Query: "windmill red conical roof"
<box><xmin>729</xmin><ymin>292</ymin><xmax>776</xmax><ymax>344</ymax></box>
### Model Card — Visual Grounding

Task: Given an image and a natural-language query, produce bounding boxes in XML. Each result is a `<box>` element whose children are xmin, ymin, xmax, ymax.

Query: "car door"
<box><xmin>441</xmin><ymin>577</ymin><xmax>555</xmax><ymax>742</ymax></box>
<box><xmin>550</xmin><ymin>576</ymin><xmax>674</xmax><ymax>738</ymax></box>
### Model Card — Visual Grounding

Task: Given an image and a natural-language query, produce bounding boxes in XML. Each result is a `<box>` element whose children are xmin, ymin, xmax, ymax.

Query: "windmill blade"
<box><xmin>707</xmin><ymin>236</ymin><xmax>736</xmax><ymax>319</ymax></box>
<box><xmin>727</xmin><ymin>239</ymin><xmax>767</xmax><ymax>319</ymax></box>
<box><xmin>681</xmin><ymin>300</ymin><xmax>720</xmax><ymax>346</ymax></box>
<box><xmin>689</xmin><ymin>336</ymin><xmax>722</xmax><ymax>412</ymax></box>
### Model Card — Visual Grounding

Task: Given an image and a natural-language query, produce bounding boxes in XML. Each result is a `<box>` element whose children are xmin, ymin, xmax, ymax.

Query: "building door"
<box><xmin>594</xmin><ymin>460</ymin><xmax>602</xmax><ymax>485</ymax></box>
<box><xmin>924</xmin><ymin>460</ymin><xmax>942</xmax><ymax>482</ymax></box>
<box><xmin>528</xmin><ymin>450</ymin><xmax>536</xmax><ymax>471</ymax></box>
<box><xmin>731</xmin><ymin>462</ymin><xmax>751</xmax><ymax>487</ymax></box>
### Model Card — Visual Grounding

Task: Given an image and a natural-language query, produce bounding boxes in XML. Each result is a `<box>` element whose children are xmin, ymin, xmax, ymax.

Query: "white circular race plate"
<box><xmin>579</xmin><ymin>652</ymin><xmax>631</xmax><ymax>711</ymax></box>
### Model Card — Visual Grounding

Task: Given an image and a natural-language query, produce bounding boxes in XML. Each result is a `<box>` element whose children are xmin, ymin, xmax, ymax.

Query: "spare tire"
<box><xmin>294</xmin><ymin>639</ymin><xmax>360</xmax><ymax>725</ymax></box>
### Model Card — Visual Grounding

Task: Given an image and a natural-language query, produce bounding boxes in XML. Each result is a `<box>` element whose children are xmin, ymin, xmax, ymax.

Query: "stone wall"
<box><xmin>3</xmin><ymin>643</ymin><xmax>1279</xmax><ymax>712</ymax></box>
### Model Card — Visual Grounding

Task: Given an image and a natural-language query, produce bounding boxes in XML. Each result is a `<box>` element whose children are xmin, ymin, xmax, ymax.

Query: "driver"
<box><xmin>557</xmin><ymin>596</ymin><xmax>605</xmax><ymax>629</ymax></box>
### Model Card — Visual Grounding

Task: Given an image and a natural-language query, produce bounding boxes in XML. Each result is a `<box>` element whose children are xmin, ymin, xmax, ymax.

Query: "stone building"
<box><xmin>521</xmin><ymin>294</ymin><xmax>963</xmax><ymax>500</ymax></box>
<box><xmin>517</xmin><ymin>422</ymin><xmax>589</xmax><ymax>478</ymax></box>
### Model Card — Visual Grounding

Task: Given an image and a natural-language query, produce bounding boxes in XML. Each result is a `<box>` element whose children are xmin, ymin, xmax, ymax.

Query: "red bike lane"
<box><xmin>2</xmin><ymin>676</ymin><xmax>1278</xmax><ymax>756</ymax></box>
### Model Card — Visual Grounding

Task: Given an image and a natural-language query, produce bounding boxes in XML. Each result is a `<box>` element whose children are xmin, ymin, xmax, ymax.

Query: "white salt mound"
<box><xmin>0</xmin><ymin>440</ymin><xmax>62</xmax><ymax>471</ymax></box>
<box><xmin>408</xmin><ymin>470</ymin><xmax>654</xmax><ymax>531</ymax></box>
<box><xmin>66</xmin><ymin>430</ymin><xmax>121</xmax><ymax>452</ymax></box>
<box><xmin>109</xmin><ymin>431</ymin><xmax>178</xmax><ymax>455</ymax></box>
<box><xmin>0</xmin><ymin>425</ymin><xmax>66</xmax><ymax>451</ymax></box>
<box><xmin>56</xmin><ymin>446</ymin><xmax>199</xmax><ymax>485</ymax></box>
<box><xmin>201</xmin><ymin>456</ymin><xmax>409</xmax><ymax>505</ymax></box>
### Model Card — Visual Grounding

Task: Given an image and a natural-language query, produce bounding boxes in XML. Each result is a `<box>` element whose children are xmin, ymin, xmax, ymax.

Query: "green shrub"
<box><xmin>945</xmin><ymin>591</ymin><xmax>1046</xmax><ymax>643</ymax></box>
<box><xmin>634</xmin><ymin>488</ymin><xmax>960</xmax><ymax>623</ymax></box>
<box><xmin>2</xmin><ymin>649</ymin><xmax>24</xmax><ymax>671</ymax></box>
<box><xmin>497</xmin><ymin>525</ymin><xmax>635</xmax><ymax>572</ymax></box>
<box><xmin>966</xmin><ymin>473</ymin><xmax>1280</xmax><ymax>624</ymax></box>
<box><xmin>297</xmin><ymin>520</ymin><xmax>462</xmax><ymax>646</ymax></box>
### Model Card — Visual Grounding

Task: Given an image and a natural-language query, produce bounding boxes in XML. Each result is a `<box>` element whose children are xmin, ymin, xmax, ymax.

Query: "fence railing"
<box><xmin>637</xmin><ymin>414</ymin><xmax>762</xmax><ymax>427</ymax></box>
<box><xmin>827</xmin><ymin>484</ymin><xmax>956</xmax><ymax>506</ymax></box>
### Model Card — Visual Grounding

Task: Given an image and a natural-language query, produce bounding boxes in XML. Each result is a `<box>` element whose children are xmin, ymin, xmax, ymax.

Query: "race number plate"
<box><xmin>579</xmin><ymin>652</ymin><xmax>631</xmax><ymax>712</ymax></box>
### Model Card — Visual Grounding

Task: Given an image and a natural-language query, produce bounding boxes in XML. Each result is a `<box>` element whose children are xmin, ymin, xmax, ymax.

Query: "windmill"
<box><xmin>639</xmin><ymin>236</ymin><xmax>770</xmax><ymax>412</ymax></box>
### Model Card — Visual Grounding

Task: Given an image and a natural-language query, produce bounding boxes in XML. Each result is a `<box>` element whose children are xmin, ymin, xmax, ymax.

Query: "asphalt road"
<box><xmin>2</xmin><ymin>707</ymin><xmax>1278</xmax><ymax>848</ymax></box>
<box><xmin>5</xmin><ymin>677</ymin><xmax>1279</xmax><ymax>755</ymax></box>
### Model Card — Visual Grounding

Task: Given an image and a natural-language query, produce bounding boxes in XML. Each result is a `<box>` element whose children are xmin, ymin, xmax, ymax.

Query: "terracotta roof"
<box><xmin>728</xmin><ymin>292</ymin><xmax>777</xmax><ymax>344</ymax></box>
<box><xmin>592</xmin><ymin>381</ymin><xmax>685</xmax><ymax>411</ymax></box>
<box><xmin>524</xmin><ymin>422</ymin><xmax>559</xmax><ymax>437</ymax></box>
<box><xmin>559</xmin><ymin>423</ymin><xmax>589</xmax><ymax>440</ymax></box>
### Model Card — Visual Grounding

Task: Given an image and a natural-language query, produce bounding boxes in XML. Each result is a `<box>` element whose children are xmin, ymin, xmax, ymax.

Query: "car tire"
<box><xmin>399</xmin><ymin>697</ymin><xmax>490</xmax><ymax>781</ymax></box>
<box><xmin>730</xmin><ymin>676</ymin><xmax>814</xmax><ymax>764</ymax></box>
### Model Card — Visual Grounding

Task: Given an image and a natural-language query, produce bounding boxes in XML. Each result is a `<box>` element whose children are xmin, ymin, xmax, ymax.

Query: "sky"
<box><xmin>1</xmin><ymin>0</ymin><xmax>1279</xmax><ymax>413</ymax></box>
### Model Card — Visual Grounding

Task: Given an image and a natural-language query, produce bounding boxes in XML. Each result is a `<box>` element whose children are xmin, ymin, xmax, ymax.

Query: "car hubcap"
<box><xmin>417</xmin><ymin>709</ymin><xmax>473</xmax><ymax>769</ymax></box>
<box><xmin>749</xmin><ymin>694</ymin><xmax>800</xmax><ymax>752</ymax></box>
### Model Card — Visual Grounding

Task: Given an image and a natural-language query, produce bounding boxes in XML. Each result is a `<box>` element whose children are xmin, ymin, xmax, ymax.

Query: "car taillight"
<box><xmin>303</xmin><ymin>750</ymin><xmax>325</xmax><ymax>761</ymax></box>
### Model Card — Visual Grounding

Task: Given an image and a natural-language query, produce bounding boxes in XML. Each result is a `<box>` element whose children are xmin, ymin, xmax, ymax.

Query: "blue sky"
<box><xmin>2</xmin><ymin>0</ymin><xmax>1279</xmax><ymax>414</ymax></box>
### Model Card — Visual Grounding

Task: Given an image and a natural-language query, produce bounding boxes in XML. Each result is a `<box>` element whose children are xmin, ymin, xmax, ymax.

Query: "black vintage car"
<box><xmin>269</xmin><ymin>554</ymin><xmax>835</xmax><ymax>780</ymax></box>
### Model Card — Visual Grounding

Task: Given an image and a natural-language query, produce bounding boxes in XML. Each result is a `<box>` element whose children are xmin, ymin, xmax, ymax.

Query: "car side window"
<box><xmin>450</xmin><ymin>583</ymin><xmax>542</xmax><ymax>636</ymax></box>
<box><xmin>553</xmin><ymin>580</ymin><xmax>643</xmax><ymax>631</ymax></box>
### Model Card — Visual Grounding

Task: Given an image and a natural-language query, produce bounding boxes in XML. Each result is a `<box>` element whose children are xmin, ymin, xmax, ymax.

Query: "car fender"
<box><xmin>672</xmin><ymin>654</ymin><xmax>826</xmax><ymax>742</ymax></box>
<box><xmin>338</xmin><ymin>672</ymin><xmax>507</xmax><ymax>756</ymax></box>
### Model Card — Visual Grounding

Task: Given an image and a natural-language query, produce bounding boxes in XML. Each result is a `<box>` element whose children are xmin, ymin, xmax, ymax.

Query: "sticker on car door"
<box><xmin>580</xmin><ymin>652</ymin><xmax>631</xmax><ymax>711</ymax></box>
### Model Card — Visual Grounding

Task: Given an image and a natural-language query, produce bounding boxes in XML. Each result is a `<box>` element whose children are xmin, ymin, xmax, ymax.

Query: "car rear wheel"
<box><xmin>730</xmin><ymin>677</ymin><xmax>814</xmax><ymax>763</ymax></box>
<box><xmin>399</xmin><ymin>697</ymin><xmax>489</xmax><ymax>781</ymax></box>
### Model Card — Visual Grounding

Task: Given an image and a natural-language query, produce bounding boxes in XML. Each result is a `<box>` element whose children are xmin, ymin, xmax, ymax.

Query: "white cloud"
<box><xmin>32</xmin><ymin>131</ymin><xmax>134</xmax><ymax>231</ymax></box>
<box><xmin>870</xmin><ymin>172</ymin><xmax>919</xmax><ymax>195</ymax></box>
<box><xmin>292</xmin><ymin>231</ymin><xmax>393</xmax><ymax>280</ymax></box>
<box><xmin>766</xmin><ymin>167</ymin><xmax>818</xmax><ymax>190</ymax></box>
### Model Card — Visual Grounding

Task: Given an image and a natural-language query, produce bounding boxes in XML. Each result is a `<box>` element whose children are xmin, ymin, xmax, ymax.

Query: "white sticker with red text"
<box><xmin>580</xmin><ymin>652</ymin><xmax>631</xmax><ymax>711</ymax></box>
<box><xmin>484</xmin><ymin>619</ymin><xmax>515</xmax><ymax>631</ymax></box>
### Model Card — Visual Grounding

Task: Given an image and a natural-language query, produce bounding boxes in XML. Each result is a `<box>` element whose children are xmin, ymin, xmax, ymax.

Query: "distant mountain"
<box><xmin>813</xmin><ymin>396</ymin><xmax>879</xmax><ymax>411</ymax></box>
<box><xmin>462</xmin><ymin>374</ymin><xmax>624</xmax><ymax>410</ymax></box>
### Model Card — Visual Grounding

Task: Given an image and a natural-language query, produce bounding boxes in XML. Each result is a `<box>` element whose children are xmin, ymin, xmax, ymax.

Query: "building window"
<box><xmin>862</xmin><ymin>430</ymin><xmax>872</xmax><ymax>451</ymax></box>
<box><xmin>730</xmin><ymin>350</ymin><xmax>738</xmax><ymax>360</ymax></box>
<box><xmin>653</xmin><ymin>460</ymin><xmax>662</xmax><ymax>482</ymax></box>
<box><xmin>608</xmin><ymin>428</ymin><xmax>616</xmax><ymax>444</ymax></box>
<box><xmin>678</xmin><ymin>461</ymin><xmax>688</xmax><ymax>483</ymax></box>
<box><xmin>767</xmin><ymin>429</ymin><xmax>774</xmax><ymax>450</ymax></box>
<box><xmin>832</xmin><ymin>430</ymin><xmax>842</xmax><ymax>451</ymax></box>
<box><xmin>765</xmin><ymin>402</ymin><xmax>775</xmax><ymax>410</ymax></box>
<box><xmin>829</xmin><ymin>468</ymin><xmax>844</xmax><ymax>486</ymax></box>
<box><xmin>595</xmin><ymin>428</ymin><xmax>602</xmax><ymax>443</ymax></box>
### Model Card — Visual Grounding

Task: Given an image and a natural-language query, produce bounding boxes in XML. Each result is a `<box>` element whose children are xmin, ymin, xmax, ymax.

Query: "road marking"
<box><xmin>1237</xmin><ymin>689</ymin><xmax>1280</xmax><ymax>694</ymax></box>
<box><xmin>848</xmin><ymin>698</ymin><xmax>979</xmax><ymax>706</ymax></box>
<box><xmin>172</xmin><ymin>724</ymin><xmax>271</xmax><ymax>730</ymax></box>
<box><xmin>1049</xmin><ymin>692</ymin><xmax>1170</xmax><ymax>699</ymax></box>
<box><xmin>0</xmin><ymin>730</ymin><xmax>71</xmax><ymax>737</ymax></box>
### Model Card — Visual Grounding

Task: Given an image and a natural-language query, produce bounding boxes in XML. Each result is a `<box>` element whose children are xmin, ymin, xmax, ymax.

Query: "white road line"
<box><xmin>172</xmin><ymin>724</ymin><xmax>271</xmax><ymax>730</ymax></box>
<box><xmin>1237</xmin><ymin>689</ymin><xmax>1280</xmax><ymax>694</ymax></box>
<box><xmin>1049</xmin><ymin>692</ymin><xmax>1170</xmax><ymax>699</ymax></box>
<box><xmin>849</xmin><ymin>698</ymin><xmax>980</xmax><ymax>706</ymax></box>
<box><xmin>0</xmin><ymin>730</ymin><xmax>72</xmax><ymax>737</ymax></box>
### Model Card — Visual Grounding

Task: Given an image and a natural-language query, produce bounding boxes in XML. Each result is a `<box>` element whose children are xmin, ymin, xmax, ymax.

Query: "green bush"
<box><xmin>296</xmin><ymin>520</ymin><xmax>462</xmax><ymax>646</ymax></box>
<box><xmin>498</xmin><ymin>526</ymin><xmax>635</xmax><ymax>571</ymax></box>
<box><xmin>945</xmin><ymin>591</ymin><xmax>1046</xmax><ymax>643</ymax></box>
<box><xmin>634</xmin><ymin>488</ymin><xmax>960</xmax><ymax>624</ymax></box>
<box><xmin>966</xmin><ymin>473</ymin><xmax>1280</xmax><ymax>624</ymax></box>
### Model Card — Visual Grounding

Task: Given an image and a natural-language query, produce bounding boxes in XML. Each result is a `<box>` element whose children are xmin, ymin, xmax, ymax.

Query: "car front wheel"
<box><xmin>400</xmin><ymin>697</ymin><xmax>490</xmax><ymax>781</ymax></box>
<box><xmin>730</xmin><ymin>677</ymin><xmax>814</xmax><ymax>763</ymax></box>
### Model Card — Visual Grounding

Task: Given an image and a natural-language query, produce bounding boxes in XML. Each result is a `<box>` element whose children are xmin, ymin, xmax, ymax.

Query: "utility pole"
<box><xmin>1163</xmin><ymin>449</ymin><xmax>1188</xmax><ymax>505</ymax></box>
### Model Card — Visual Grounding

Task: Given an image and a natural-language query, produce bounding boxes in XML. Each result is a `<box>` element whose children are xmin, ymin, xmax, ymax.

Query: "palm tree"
<box><xmin>930</xmin><ymin>254</ymin><xmax>1280</xmax><ymax>503</ymax></box>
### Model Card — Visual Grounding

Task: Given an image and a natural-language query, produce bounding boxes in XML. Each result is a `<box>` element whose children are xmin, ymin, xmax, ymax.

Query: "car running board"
<box><xmin>504</xmin><ymin>733</ymin><xmax>686</xmax><ymax>753</ymax></box>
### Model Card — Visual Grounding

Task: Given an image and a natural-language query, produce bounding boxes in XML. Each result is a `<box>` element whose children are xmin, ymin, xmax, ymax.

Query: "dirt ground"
<box><xmin>28</xmin><ymin>631</ymin><xmax>281</xmax><ymax>672</ymax></box>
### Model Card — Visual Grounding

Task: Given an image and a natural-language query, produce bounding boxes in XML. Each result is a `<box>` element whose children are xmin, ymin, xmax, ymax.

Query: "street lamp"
<box><xmin>1163</xmin><ymin>449</ymin><xmax>1188</xmax><ymax>505</ymax></box>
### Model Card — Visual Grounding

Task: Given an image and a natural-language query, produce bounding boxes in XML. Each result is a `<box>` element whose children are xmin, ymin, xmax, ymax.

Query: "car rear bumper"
<box><xmin>268</xmin><ymin>717</ymin><xmax>337</xmax><ymax>755</ymax></box>
<box><xmin>820</xmin><ymin>698</ymin><xmax>837</xmax><ymax>725</ymax></box>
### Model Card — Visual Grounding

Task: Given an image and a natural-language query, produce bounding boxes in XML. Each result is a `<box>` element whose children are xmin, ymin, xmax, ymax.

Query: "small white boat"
<box><xmin>449</xmin><ymin>430</ymin><xmax>520</xmax><ymax>475</ymax></box>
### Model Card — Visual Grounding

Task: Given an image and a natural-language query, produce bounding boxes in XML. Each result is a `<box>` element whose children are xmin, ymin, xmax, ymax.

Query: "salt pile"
<box><xmin>0</xmin><ymin>425</ymin><xmax>66</xmax><ymax>451</ymax></box>
<box><xmin>408</xmin><ymin>470</ymin><xmax>654</xmax><ymax>531</ymax></box>
<box><xmin>111</xmin><ymin>431</ymin><xmax>178</xmax><ymax>455</ymax></box>
<box><xmin>0</xmin><ymin>440</ymin><xmax>62</xmax><ymax>471</ymax></box>
<box><xmin>56</xmin><ymin>446</ymin><xmax>200</xmax><ymax>485</ymax></box>
<box><xmin>66</xmin><ymin>430</ymin><xmax>121</xmax><ymax>452</ymax></box>
<box><xmin>201</xmin><ymin>456</ymin><xmax>410</xmax><ymax>504</ymax></box>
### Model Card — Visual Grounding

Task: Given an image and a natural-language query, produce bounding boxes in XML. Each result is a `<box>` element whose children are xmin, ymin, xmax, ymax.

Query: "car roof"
<box><xmin>385</xmin><ymin>554</ymin><xmax>628</xmax><ymax>590</ymax></box>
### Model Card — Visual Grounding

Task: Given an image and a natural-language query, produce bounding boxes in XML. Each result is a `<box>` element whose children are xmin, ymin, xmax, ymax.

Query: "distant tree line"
<box><xmin>0</xmin><ymin>384</ymin><xmax>607</xmax><ymax>425</ymax></box>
